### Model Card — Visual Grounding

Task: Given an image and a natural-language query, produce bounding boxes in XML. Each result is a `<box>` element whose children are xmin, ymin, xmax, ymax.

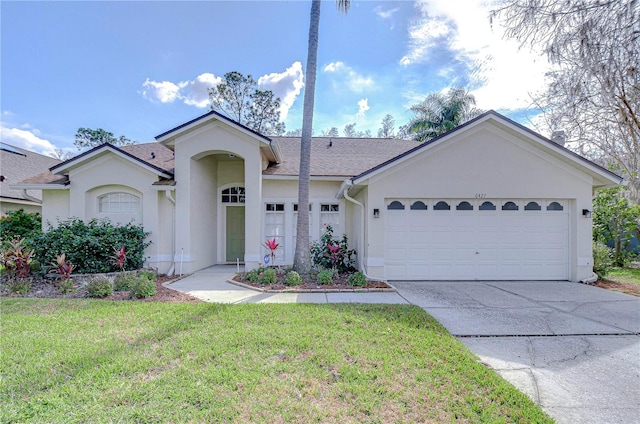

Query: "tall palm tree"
<box><xmin>408</xmin><ymin>87</ymin><xmax>482</xmax><ymax>142</ymax></box>
<box><xmin>293</xmin><ymin>0</ymin><xmax>350</xmax><ymax>274</ymax></box>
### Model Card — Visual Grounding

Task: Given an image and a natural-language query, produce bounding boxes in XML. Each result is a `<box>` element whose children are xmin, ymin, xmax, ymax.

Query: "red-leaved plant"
<box><xmin>263</xmin><ymin>238</ymin><xmax>279</xmax><ymax>265</ymax></box>
<box><xmin>112</xmin><ymin>246</ymin><xmax>127</xmax><ymax>272</ymax></box>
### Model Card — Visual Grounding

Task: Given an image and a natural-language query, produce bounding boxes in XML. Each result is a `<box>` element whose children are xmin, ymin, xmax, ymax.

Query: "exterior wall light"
<box><xmin>373</xmin><ymin>208</ymin><xmax>380</xmax><ymax>218</ymax></box>
<box><xmin>582</xmin><ymin>209</ymin><xmax>592</xmax><ymax>218</ymax></box>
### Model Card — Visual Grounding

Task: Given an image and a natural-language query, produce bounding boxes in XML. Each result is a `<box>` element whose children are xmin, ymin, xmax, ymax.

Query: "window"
<box><xmin>434</xmin><ymin>201</ymin><xmax>450</xmax><ymax>210</ymax></box>
<box><xmin>547</xmin><ymin>201</ymin><xmax>564</xmax><ymax>211</ymax></box>
<box><xmin>502</xmin><ymin>201</ymin><xmax>519</xmax><ymax>211</ymax></box>
<box><xmin>265</xmin><ymin>203</ymin><xmax>285</xmax><ymax>261</ymax></box>
<box><xmin>410</xmin><ymin>201</ymin><xmax>427</xmax><ymax>210</ymax></box>
<box><xmin>456</xmin><ymin>201</ymin><xmax>473</xmax><ymax>211</ymax></box>
<box><xmin>387</xmin><ymin>201</ymin><xmax>405</xmax><ymax>210</ymax></box>
<box><xmin>320</xmin><ymin>203</ymin><xmax>340</xmax><ymax>234</ymax></box>
<box><xmin>98</xmin><ymin>193</ymin><xmax>140</xmax><ymax>214</ymax></box>
<box><xmin>479</xmin><ymin>201</ymin><xmax>496</xmax><ymax>211</ymax></box>
<box><xmin>525</xmin><ymin>201</ymin><xmax>541</xmax><ymax>211</ymax></box>
<box><xmin>221</xmin><ymin>186</ymin><xmax>245</xmax><ymax>203</ymax></box>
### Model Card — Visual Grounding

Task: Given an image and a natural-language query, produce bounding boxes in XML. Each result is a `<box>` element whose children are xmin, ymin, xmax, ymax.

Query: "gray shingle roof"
<box><xmin>0</xmin><ymin>144</ymin><xmax>61</xmax><ymax>201</ymax></box>
<box><xmin>264</xmin><ymin>137</ymin><xmax>418</xmax><ymax>177</ymax></box>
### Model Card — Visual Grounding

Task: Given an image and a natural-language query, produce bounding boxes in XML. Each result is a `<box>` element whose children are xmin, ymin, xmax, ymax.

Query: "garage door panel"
<box><xmin>385</xmin><ymin>198</ymin><xmax>570</xmax><ymax>280</ymax></box>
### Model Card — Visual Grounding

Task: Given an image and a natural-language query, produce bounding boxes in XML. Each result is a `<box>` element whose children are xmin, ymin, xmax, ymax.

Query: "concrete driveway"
<box><xmin>393</xmin><ymin>281</ymin><xmax>640</xmax><ymax>424</ymax></box>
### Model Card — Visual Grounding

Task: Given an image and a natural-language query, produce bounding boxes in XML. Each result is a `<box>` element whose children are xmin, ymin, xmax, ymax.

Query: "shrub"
<box><xmin>86</xmin><ymin>277</ymin><xmax>113</xmax><ymax>298</ymax></box>
<box><xmin>57</xmin><ymin>279</ymin><xmax>76</xmax><ymax>294</ymax></box>
<box><xmin>285</xmin><ymin>271</ymin><xmax>301</xmax><ymax>286</ymax></box>
<box><xmin>348</xmin><ymin>271</ymin><xmax>367</xmax><ymax>287</ymax></box>
<box><xmin>5</xmin><ymin>277</ymin><xmax>32</xmax><ymax>295</ymax></box>
<box><xmin>1</xmin><ymin>238</ymin><xmax>34</xmax><ymax>278</ymax></box>
<box><xmin>310</xmin><ymin>225</ymin><xmax>356</xmax><ymax>272</ymax></box>
<box><xmin>258</xmin><ymin>268</ymin><xmax>277</xmax><ymax>285</ymax></box>
<box><xmin>593</xmin><ymin>242</ymin><xmax>614</xmax><ymax>278</ymax></box>
<box><xmin>243</xmin><ymin>268</ymin><xmax>261</xmax><ymax>282</ymax></box>
<box><xmin>29</xmin><ymin>218</ymin><xmax>150</xmax><ymax>274</ymax></box>
<box><xmin>114</xmin><ymin>273</ymin><xmax>136</xmax><ymax>291</ymax></box>
<box><xmin>137</xmin><ymin>268</ymin><xmax>157</xmax><ymax>282</ymax></box>
<box><xmin>317</xmin><ymin>269</ymin><xmax>334</xmax><ymax>285</ymax></box>
<box><xmin>0</xmin><ymin>209</ymin><xmax>42</xmax><ymax>241</ymax></box>
<box><xmin>129</xmin><ymin>277</ymin><xmax>156</xmax><ymax>299</ymax></box>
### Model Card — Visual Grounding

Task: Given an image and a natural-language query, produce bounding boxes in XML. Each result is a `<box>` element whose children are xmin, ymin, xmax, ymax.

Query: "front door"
<box><xmin>226</xmin><ymin>206</ymin><xmax>245</xmax><ymax>262</ymax></box>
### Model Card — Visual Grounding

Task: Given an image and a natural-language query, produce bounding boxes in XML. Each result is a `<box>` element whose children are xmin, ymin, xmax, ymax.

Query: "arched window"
<box><xmin>98</xmin><ymin>193</ymin><xmax>140</xmax><ymax>214</ymax></box>
<box><xmin>410</xmin><ymin>201</ymin><xmax>427</xmax><ymax>210</ymax></box>
<box><xmin>502</xmin><ymin>201</ymin><xmax>519</xmax><ymax>211</ymax></box>
<box><xmin>456</xmin><ymin>201</ymin><xmax>473</xmax><ymax>211</ymax></box>
<box><xmin>547</xmin><ymin>202</ymin><xmax>564</xmax><ymax>211</ymax></box>
<box><xmin>524</xmin><ymin>201</ymin><xmax>541</xmax><ymax>211</ymax></box>
<box><xmin>434</xmin><ymin>201</ymin><xmax>450</xmax><ymax>210</ymax></box>
<box><xmin>479</xmin><ymin>201</ymin><xmax>496</xmax><ymax>211</ymax></box>
<box><xmin>387</xmin><ymin>201</ymin><xmax>405</xmax><ymax>210</ymax></box>
<box><xmin>221</xmin><ymin>186</ymin><xmax>245</xmax><ymax>203</ymax></box>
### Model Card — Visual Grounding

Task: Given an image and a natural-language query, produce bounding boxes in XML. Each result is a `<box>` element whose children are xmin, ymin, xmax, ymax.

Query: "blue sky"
<box><xmin>1</xmin><ymin>0</ymin><xmax>549</xmax><ymax>156</ymax></box>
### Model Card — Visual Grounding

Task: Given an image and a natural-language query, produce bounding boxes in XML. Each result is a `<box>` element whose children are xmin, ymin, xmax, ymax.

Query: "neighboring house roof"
<box><xmin>0</xmin><ymin>143</ymin><xmax>61</xmax><ymax>203</ymax></box>
<box><xmin>351</xmin><ymin>111</ymin><xmax>623</xmax><ymax>190</ymax></box>
<box><xmin>264</xmin><ymin>137</ymin><xmax>418</xmax><ymax>177</ymax></box>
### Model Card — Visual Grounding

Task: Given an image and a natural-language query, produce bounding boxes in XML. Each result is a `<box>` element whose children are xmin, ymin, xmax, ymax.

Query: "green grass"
<box><xmin>605</xmin><ymin>267</ymin><xmax>640</xmax><ymax>284</ymax></box>
<box><xmin>1</xmin><ymin>299</ymin><xmax>553</xmax><ymax>423</ymax></box>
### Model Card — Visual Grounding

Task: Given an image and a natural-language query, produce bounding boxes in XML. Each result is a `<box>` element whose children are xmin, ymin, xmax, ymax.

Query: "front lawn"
<box><xmin>605</xmin><ymin>267</ymin><xmax>640</xmax><ymax>285</ymax></box>
<box><xmin>1</xmin><ymin>300</ymin><xmax>552</xmax><ymax>423</ymax></box>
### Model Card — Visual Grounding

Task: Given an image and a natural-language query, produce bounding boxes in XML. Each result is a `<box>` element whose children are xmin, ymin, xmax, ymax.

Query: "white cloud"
<box><xmin>141</xmin><ymin>78</ymin><xmax>185</xmax><ymax>104</ymax></box>
<box><xmin>0</xmin><ymin>125</ymin><xmax>58</xmax><ymax>157</ymax></box>
<box><xmin>323</xmin><ymin>61</ymin><xmax>374</xmax><ymax>93</ymax></box>
<box><xmin>141</xmin><ymin>63</ymin><xmax>304</xmax><ymax>118</ymax></box>
<box><xmin>402</xmin><ymin>0</ymin><xmax>549</xmax><ymax>110</ymax></box>
<box><xmin>183</xmin><ymin>73</ymin><xmax>222</xmax><ymax>108</ymax></box>
<box><xmin>257</xmin><ymin>61</ymin><xmax>304</xmax><ymax>120</ymax></box>
<box><xmin>357</xmin><ymin>98</ymin><xmax>370</xmax><ymax>117</ymax></box>
<box><xmin>374</xmin><ymin>5</ymin><xmax>400</xmax><ymax>19</ymax></box>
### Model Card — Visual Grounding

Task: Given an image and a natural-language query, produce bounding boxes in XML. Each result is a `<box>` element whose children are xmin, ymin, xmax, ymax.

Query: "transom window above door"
<box><xmin>221</xmin><ymin>187</ymin><xmax>245</xmax><ymax>203</ymax></box>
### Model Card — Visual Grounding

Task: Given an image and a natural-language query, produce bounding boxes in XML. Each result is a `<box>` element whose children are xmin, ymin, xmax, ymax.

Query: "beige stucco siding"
<box><xmin>41</xmin><ymin>190</ymin><xmax>70</xmax><ymax>226</ymax></box>
<box><xmin>361</xmin><ymin>126</ymin><xmax>595</xmax><ymax>281</ymax></box>
<box><xmin>171</xmin><ymin>122</ymin><xmax>264</xmax><ymax>272</ymax></box>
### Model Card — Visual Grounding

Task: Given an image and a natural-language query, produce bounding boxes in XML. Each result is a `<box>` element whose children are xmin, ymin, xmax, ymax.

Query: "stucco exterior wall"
<box><xmin>41</xmin><ymin>190</ymin><xmax>70</xmax><ymax>226</ymax></box>
<box><xmin>171</xmin><ymin>122</ymin><xmax>264</xmax><ymax>272</ymax></box>
<box><xmin>361</xmin><ymin>126</ymin><xmax>595</xmax><ymax>281</ymax></box>
<box><xmin>1</xmin><ymin>200</ymin><xmax>42</xmax><ymax>216</ymax></box>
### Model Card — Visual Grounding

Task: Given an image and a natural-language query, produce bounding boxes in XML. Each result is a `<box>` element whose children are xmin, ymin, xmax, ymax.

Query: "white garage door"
<box><xmin>384</xmin><ymin>199</ymin><xmax>569</xmax><ymax>280</ymax></box>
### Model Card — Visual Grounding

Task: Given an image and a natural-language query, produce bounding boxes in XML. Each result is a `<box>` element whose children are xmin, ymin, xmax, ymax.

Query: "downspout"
<box><xmin>21</xmin><ymin>189</ymin><xmax>41</xmax><ymax>204</ymax></box>
<box><xmin>341</xmin><ymin>181</ymin><xmax>385</xmax><ymax>282</ymax></box>
<box><xmin>165</xmin><ymin>189</ymin><xmax>176</xmax><ymax>276</ymax></box>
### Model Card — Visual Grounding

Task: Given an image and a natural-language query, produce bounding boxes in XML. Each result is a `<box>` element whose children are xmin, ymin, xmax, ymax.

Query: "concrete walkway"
<box><xmin>167</xmin><ymin>265</ymin><xmax>408</xmax><ymax>304</ymax></box>
<box><xmin>169</xmin><ymin>269</ymin><xmax>640</xmax><ymax>424</ymax></box>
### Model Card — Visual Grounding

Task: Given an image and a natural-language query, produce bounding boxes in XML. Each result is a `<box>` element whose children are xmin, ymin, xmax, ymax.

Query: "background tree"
<box><xmin>294</xmin><ymin>0</ymin><xmax>350</xmax><ymax>275</ymax></box>
<box><xmin>491</xmin><ymin>0</ymin><xmax>639</xmax><ymax>201</ymax></box>
<box><xmin>396</xmin><ymin>124</ymin><xmax>410</xmax><ymax>140</ymax></box>
<box><xmin>377</xmin><ymin>114</ymin><xmax>396</xmax><ymax>138</ymax></box>
<box><xmin>51</xmin><ymin>149</ymin><xmax>74</xmax><ymax>161</ymax></box>
<box><xmin>208</xmin><ymin>71</ymin><xmax>285</xmax><ymax>135</ymax></box>
<box><xmin>285</xmin><ymin>128</ymin><xmax>303</xmax><ymax>137</ymax></box>
<box><xmin>593</xmin><ymin>187</ymin><xmax>640</xmax><ymax>267</ymax></box>
<box><xmin>74</xmin><ymin>128</ymin><xmax>135</xmax><ymax>150</ymax></box>
<box><xmin>343</xmin><ymin>123</ymin><xmax>356</xmax><ymax>137</ymax></box>
<box><xmin>321</xmin><ymin>127</ymin><xmax>339</xmax><ymax>137</ymax></box>
<box><xmin>408</xmin><ymin>87</ymin><xmax>482</xmax><ymax>142</ymax></box>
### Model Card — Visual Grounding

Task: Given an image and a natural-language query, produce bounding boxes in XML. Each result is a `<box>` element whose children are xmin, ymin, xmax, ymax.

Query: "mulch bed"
<box><xmin>232</xmin><ymin>272</ymin><xmax>392</xmax><ymax>292</ymax></box>
<box><xmin>591</xmin><ymin>279</ymin><xmax>640</xmax><ymax>297</ymax></box>
<box><xmin>0</xmin><ymin>274</ymin><xmax>202</xmax><ymax>303</ymax></box>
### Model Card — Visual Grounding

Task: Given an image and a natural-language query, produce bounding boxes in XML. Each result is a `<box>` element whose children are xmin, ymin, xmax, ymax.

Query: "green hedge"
<box><xmin>29</xmin><ymin>218</ymin><xmax>150</xmax><ymax>274</ymax></box>
<box><xmin>0</xmin><ymin>209</ymin><xmax>42</xmax><ymax>242</ymax></box>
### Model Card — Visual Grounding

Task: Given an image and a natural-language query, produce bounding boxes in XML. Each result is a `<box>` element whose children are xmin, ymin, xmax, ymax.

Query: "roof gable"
<box><xmin>351</xmin><ymin>110</ymin><xmax>622</xmax><ymax>189</ymax></box>
<box><xmin>50</xmin><ymin>143</ymin><xmax>173</xmax><ymax>178</ymax></box>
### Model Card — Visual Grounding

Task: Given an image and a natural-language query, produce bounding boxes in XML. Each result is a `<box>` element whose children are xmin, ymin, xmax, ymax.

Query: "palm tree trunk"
<box><xmin>293</xmin><ymin>0</ymin><xmax>321</xmax><ymax>274</ymax></box>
